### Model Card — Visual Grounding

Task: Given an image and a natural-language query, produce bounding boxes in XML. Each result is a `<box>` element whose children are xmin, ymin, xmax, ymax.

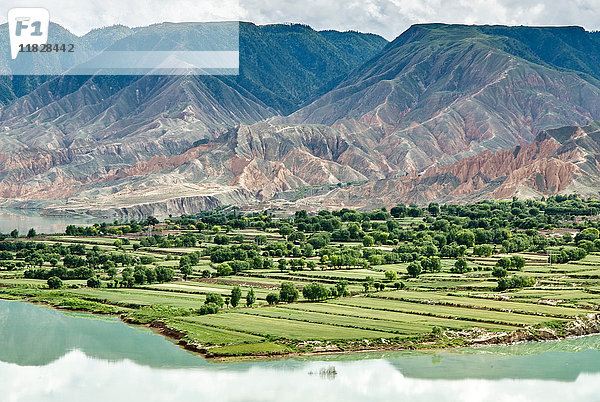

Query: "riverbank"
<box><xmin>3</xmin><ymin>288</ymin><xmax>600</xmax><ymax>361</ymax></box>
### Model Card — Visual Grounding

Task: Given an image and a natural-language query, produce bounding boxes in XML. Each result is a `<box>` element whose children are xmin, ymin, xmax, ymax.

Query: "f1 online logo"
<box><xmin>8</xmin><ymin>8</ymin><xmax>49</xmax><ymax>60</ymax></box>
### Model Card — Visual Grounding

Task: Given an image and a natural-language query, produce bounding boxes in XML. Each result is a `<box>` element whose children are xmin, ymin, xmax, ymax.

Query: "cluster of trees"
<box><xmin>24</xmin><ymin>265</ymin><xmax>95</xmax><ymax>280</ymax></box>
<box><xmin>549</xmin><ymin>247</ymin><xmax>589</xmax><ymax>264</ymax></box>
<box><xmin>140</xmin><ymin>233</ymin><xmax>200</xmax><ymax>248</ymax></box>
<box><xmin>497</xmin><ymin>276</ymin><xmax>536</xmax><ymax>291</ymax></box>
<box><xmin>199</xmin><ymin>286</ymin><xmax>257</xmax><ymax>315</ymax></box>
<box><xmin>125</xmin><ymin>265</ymin><xmax>174</xmax><ymax>286</ymax></box>
<box><xmin>4</xmin><ymin>194</ymin><xmax>600</xmax><ymax>299</ymax></box>
<box><xmin>301</xmin><ymin>280</ymin><xmax>350</xmax><ymax>301</ymax></box>
<box><xmin>495</xmin><ymin>256</ymin><xmax>526</xmax><ymax>271</ymax></box>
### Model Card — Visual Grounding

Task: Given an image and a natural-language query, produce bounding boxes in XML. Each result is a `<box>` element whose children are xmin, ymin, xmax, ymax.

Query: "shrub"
<box><xmin>216</xmin><ymin>263</ymin><xmax>233</xmax><ymax>276</ymax></box>
<box><xmin>407</xmin><ymin>261</ymin><xmax>422</xmax><ymax>278</ymax></box>
<box><xmin>302</xmin><ymin>283</ymin><xmax>330</xmax><ymax>301</ymax></box>
<box><xmin>205</xmin><ymin>293</ymin><xmax>224</xmax><ymax>308</ymax></box>
<box><xmin>451</xmin><ymin>258</ymin><xmax>470</xmax><ymax>274</ymax></box>
<box><xmin>266</xmin><ymin>293</ymin><xmax>279</xmax><ymax>305</ymax></box>
<box><xmin>384</xmin><ymin>270</ymin><xmax>397</xmax><ymax>281</ymax></box>
<box><xmin>280</xmin><ymin>282</ymin><xmax>299</xmax><ymax>303</ymax></box>
<box><xmin>497</xmin><ymin>276</ymin><xmax>536</xmax><ymax>291</ymax></box>
<box><xmin>87</xmin><ymin>277</ymin><xmax>102</xmax><ymax>288</ymax></box>
<box><xmin>47</xmin><ymin>276</ymin><xmax>63</xmax><ymax>289</ymax></box>
<box><xmin>199</xmin><ymin>303</ymin><xmax>219</xmax><ymax>315</ymax></box>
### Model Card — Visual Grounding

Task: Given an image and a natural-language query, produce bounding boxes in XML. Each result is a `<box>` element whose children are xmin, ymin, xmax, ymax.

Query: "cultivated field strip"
<box><xmin>372</xmin><ymin>291</ymin><xmax>587</xmax><ymax>318</ymax></box>
<box><xmin>239</xmin><ymin>307</ymin><xmax>430</xmax><ymax>334</ymax></box>
<box><xmin>166</xmin><ymin>318</ymin><xmax>265</xmax><ymax>345</ymax></box>
<box><xmin>182</xmin><ymin>312</ymin><xmax>400</xmax><ymax>340</ymax></box>
<box><xmin>331</xmin><ymin>297</ymin><xmax>561</xmax><ymax>327</ymax></box>
<box><xmin>66</xmin><ymin>288</ymin><xmax>207</xmax><ymax>308</ymax></box>
<box><xmin>275</xmin><ymin>303</ymin><xmax>515</xmax><ymax>331</ymax></box>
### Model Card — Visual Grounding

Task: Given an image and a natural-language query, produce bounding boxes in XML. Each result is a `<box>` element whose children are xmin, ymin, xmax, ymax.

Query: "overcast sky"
<box><xmin>2</xmin><ymin>0</ymin><xmax>600</xmax><ymax>40</ymax></box>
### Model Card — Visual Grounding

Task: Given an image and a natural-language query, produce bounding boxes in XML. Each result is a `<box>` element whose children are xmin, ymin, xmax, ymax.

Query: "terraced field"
<box><xmin>183</xmin><ymin>313</ymin><xmax>399</xmax><ymax>340</ymax></box>
<box><xmin>331</xmin><ymin>298</ymin><xmax>564</xmax><ymax>326</ymax></box>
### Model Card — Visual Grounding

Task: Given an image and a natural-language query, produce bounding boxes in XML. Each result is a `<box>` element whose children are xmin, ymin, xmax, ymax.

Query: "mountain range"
<box><xmin>1</xmin><ymin>22</ymin><xmax>600</xmax><ymax>218</ymax></box>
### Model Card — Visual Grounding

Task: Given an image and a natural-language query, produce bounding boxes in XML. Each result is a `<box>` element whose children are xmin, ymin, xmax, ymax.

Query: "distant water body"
<box><xmin>0</xmin><ymin>209</ymin><xmax>101</xmax><ymax>234</ymax></box>
<box><xmin>1</xmin><ymin>299</ymin><xmax>600</xmax><ymax>402</ymax></box>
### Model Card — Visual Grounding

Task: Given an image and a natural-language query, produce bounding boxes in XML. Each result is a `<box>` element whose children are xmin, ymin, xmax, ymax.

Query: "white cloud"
<box><xmin>1</xmin><ymin>0</ymin><xmax>600</xmax><ymax>39</ymax></box>
<box><xmin>0</xmin><ymin>0</ymin><xmax>243</xmax><ymax>35</ymax></box>
<box><xmin>238</xmin><ymin>0</ymin><xmax>600</xmax><ymax>39</ymax></box>
<box><xmin>3</xmin><ymin>350</ymin><xmax>600</xmax><ymax>401</ymax></box>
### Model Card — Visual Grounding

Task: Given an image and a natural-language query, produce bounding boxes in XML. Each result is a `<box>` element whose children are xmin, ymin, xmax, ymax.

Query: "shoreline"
<box><xmin>3</xmin><ymin>294</ymin><xmax>600</xmax><ymax>362</ymax></box>
<box><xmin>126</xmin><ymin>303</ymin><xmax>600</xmax><ymax>361</ymax></box>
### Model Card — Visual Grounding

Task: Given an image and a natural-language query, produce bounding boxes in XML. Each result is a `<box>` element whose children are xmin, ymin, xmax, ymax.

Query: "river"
<box><xmin>0</xmin><ymin>210</ymin><xmax>102</xmax><ymax>235</ymax></box>
<box><xmin>1</xmin><ymin>300</ymin><xmax>600</xmax><ymax>401</ymax></box>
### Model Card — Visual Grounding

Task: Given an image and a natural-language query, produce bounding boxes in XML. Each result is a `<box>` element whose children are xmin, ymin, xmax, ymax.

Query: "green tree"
<box><xmin>492</xmin><ymin>267</ymin><xmax>508</xmax><ymax>278</ymax></box>
<box><xmin>246</xmin><ymin>288</ymin><xmax>256</xmax><ymax>307</ymax></box>
<box><xmin>575</xmin><ymin>228</ymin><xmax>599</xmax><ymax>242</ymax></box>
<box><xmin>510</xmin><ymin>255</ymin><xmax>526</xmax><ymax>271</ymax></box>
<box><xmin>217</xmin><ymin>263</ymin><xmax>233</xmax><ymax>276</ymax></box>
<box><xmin>121</xmin><ymin>267</ymin><xmax>134</xmax><ymax>287</ymax></box>
<box><xmin>199</xmin><ymin>303</ymin><xmax>219</xmax><ymax>315</ymax></box>
<box><xmin>455</xmin><ymin>229</ymin><xmax>475</xmax><ymax>247</ymax></box>
<box><xmin>427</xmin><ymin>202</ymin><xmax>440</xmax><ymax>216</ymax></box>
<box><xmin>180</xmin><ymin>264</ymin><xmax>193</xmax><ymax>280</ymax></box>
<box><xmin>452</xmin><ymin>258</ymin><xmax>469</xmax><ymax>274</ymax></box>
<box><xmin>335</xmin><ymin>280</ymin><xmax>349</xmax><ymax>297</ymax></box>
<box><xmin>27</xmin><ymin>228</ymin><xmax>37</xmax><ymax>238</ymax></box>
<box><xmin>47</xmin><ymin>276</ymin><xmax>62</xmax><ymax>289</ymax></box>
<box><xmin>266</xmin><ymin>293</ymin><xmax>279</xmax><ymax>305</ymax></box>
<box><xmin>390</xmin><ymin>204</ymin><xmax>407</xmax><ymax>218</ymax></box>
<box><xmin>384</xmin><ymin>270</ymin><xmax>397</xmax><ymax>281</ymax></box>
<box><xmin>407</xmin><ymin>261</ymin><xmax>422</xmax><ymax>278</ymax></box>
<box><xmin>87</xmin><ymin>276</ymin><xmax>102</xmax><ymax>288</ymax></box>
<box><xmin>473</xmin><ymin>244</ymin><xmax>493</xmax><ymax>257</ymax></box>
<box><xmin>279</xmin><ymin>282</ymin><xmax>299</xmax><ymax>303</ymax></box>
<box><xmin>421</xmin><ymin>257</ymin><xmax>442</xmax><ymax>273</ymax></box>
<box><xmin>278</xmin><ymin>224</ymin><xmax>293</xmax><ymax>238</ymax></box>
<box><xmin>154</xmin><ymin>266</ymin><xmax>174</xmax><ymax>283</ymax></box>
<box><xmin>230</xmin><ymin>286</ymin><xmax>242</xmax><ymax>307</ymax></box>
<box><xmin>362</xmin><ymin>235</ymin><xmax>375</xmax><ymax>247</ymax></box>
<box><xmin>496</xmin><ymin>257</ymin><xmax>512</xmax><ymax>270</ymax></box>
<box><xmin>254</xmin><ymin>235</ymin><xmax>267</xmax><ymax>245</ymax></box>
<box><xmin>302</xmin><ymin>282</ymin><xmax>330</xmax><ymax>301</ymax></box>
<box><xmin>205</xmin><ymin>293</ymin><xmax>224</xmax><ymax>308</ymax></box>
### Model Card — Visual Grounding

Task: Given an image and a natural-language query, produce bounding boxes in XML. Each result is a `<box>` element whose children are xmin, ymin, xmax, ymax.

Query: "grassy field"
<box><xmin>331</xmin><ymin>297</ymin><xmax>563</xmax><ymax>326</ymax></box>
<box><xmin>181</xmin><ymin>312</ymin><xmax>399</xmax><ymax>340</ymax></box>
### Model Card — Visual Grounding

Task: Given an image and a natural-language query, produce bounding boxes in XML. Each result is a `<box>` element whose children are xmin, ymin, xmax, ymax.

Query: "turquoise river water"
<box><xmin>1</xmin><ymin>300</ymin><xmax>600</xmax><ymax>401</ymax></box>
